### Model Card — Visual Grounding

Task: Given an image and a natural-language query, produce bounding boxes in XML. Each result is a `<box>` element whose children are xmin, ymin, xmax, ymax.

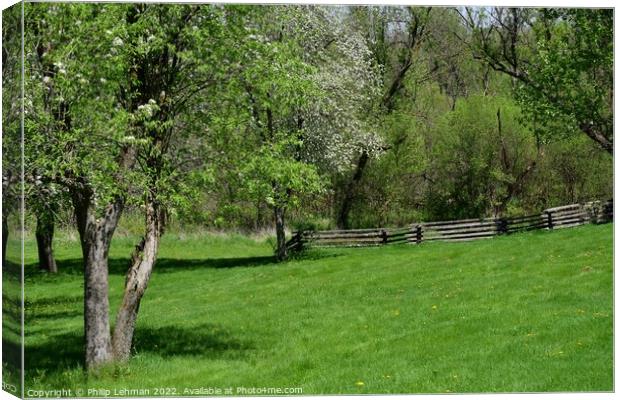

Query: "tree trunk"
<box><xmin>72</xmin><ymin>186</ymin><xmax>124</xmax><ymax>369</ymax></box>
<box><xmin>337</xmin><ymin>151</ymin><xmax>369</xmax><ymax>229</ymax></box>
<box><xmin>274</xmin><ymin>206</ymin><xmax>287</xmax><ymax>261</ymax></box>
<box><xmin>83</xmin><ymin>234</ymin><xmax>114</xmax><ymax>368</ymax></box>
<box><xmin>2</xmin><ymin>214</ymin><xmax>8</xmax><ymax>267</ymax></box>
<box><xmin>36</xmin><ymin>212</ymin><xmax>57</xmax><ymax>273</ymax></box>
<box><xmin>112</xmin><ymin>197</ymin><xmax>162</xmax><ymax>361</ymax></box>
<box><xmin>579</xmin><ymin>122</ymin><xmax>613</xmax><ymax>155</ymax></box>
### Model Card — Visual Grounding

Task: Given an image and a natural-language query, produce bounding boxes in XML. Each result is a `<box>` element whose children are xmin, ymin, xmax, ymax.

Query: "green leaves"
<box><xmin>519</xmin><ymin>9</ymin><xmax>611</xmax><ymax>151</ymax></box>
<box><xmin>426</xmin><ymin>95</ymin><xmax>538</xmax><ymax>219</ymax></box>
<box><xmin>242</xmin><ymin>141</ymin><xmax>325</xmax><ymax>209</ymax></box>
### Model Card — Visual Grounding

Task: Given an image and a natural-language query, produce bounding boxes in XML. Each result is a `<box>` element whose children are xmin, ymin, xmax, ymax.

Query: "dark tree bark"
<box><xmin>72</xmin><ymin>185</ymin><xmax>124</xmax><ymax>369</ymax></box>
<box><xmin>579</xmin><ymin>122</ymin><xmax>613</xmax><ymax>155</ymax></box>
<box><xmin>274</xmin><ymin>206</ymin><xmax>287</xmax><ymax>261</ymax></box>
<box><xmin>35</xmin><ymin>211</ymin><xmax>57</xmax><ymax>273</ymax></box>
<box><xmin>69</xmin><ymin>145</ymin><xmax>135</xmax><ymax>370</ymax></box>
<box><xmin>2</xmin><ymin>171</ymin><xmax>14</xmax><ymax>268</ymax></box>
<box><xmin>2</xmin><ymin>214</ymin><xmax>8</xmax><ymax>267</ymax></box>
<box><xmin>381</xmin><ymin>7</ymin><xmax>431</xmax><ymax>113</ymax></box>
<box><xmin>112</xmin><ymin>194</ymin><xmax>163</xmax><ymax>361</ymax></box>
<box><xmin>336</xmin><ymin>151</ymin><xmax>369</xmax><ymax>229</ymax></box>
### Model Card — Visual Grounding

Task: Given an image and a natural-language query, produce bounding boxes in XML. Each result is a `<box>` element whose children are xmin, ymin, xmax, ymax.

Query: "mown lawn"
<box><xmin>14</xmin><ymin>223</ymin><xmax>614</xmax><ymax>394</ymax></box>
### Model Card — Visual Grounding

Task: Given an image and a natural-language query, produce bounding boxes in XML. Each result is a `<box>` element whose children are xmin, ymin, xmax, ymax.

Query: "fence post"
<box><xmin>295</xmin><ymin>231</ymin><xmax>304</xmax><ymax>251</ymax></box>
<box><xmin>415</xmin><ymin>224</ymin><xmax>422</xmax><ymax>244</ymax></box>
<box><xmin>496</xmin><ymin>217</ymin><xmax>508</xmax><ymax>235</ymax></box>
<box><xmin>545</xmin><ymin>211</ymin><xmax>554</xmax><ymax>229</ymax></box>
<box><xmin>603</xmin><ymin>199</ymin><xmax>613</xmax><ymax>223</ymax></box>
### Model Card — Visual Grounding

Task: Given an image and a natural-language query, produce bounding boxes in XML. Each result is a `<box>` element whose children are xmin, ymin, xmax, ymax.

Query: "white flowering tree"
<box><xmin>212</xmin><ymin>6</ymin><xmax>381</xmax><ymax>260</ymax></box>
<box><xmin>335</xmin><ymin>6</ymin><xmax>433</xmax><ymax>228</ymax></box>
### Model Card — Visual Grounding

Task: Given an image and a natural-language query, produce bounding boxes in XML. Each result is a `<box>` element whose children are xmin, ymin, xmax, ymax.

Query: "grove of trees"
<box><xmin>2</xmin><ymin>4</ymin><xmax>613</xmax><ymax>370</ymax></box>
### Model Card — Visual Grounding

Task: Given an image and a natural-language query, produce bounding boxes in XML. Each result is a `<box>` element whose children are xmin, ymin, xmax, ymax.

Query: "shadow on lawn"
<box><xmin>25</xmin><ymin>255</ymin><xmax>278</xmax><ymax>277</ymax></box>
<box><xmin>22</xmin><ymin>295</ymin><xmax>83</xmax><ymax>325</ymax></box>
<box><xmin>21</xmin><ymin>323</ymin><xmax>253</xmax><ymax>374</ymax></box>
<box><xmin>25</xmin><ymin>247</ymin><xmax>346</xmax><ymax>278</ymax></box>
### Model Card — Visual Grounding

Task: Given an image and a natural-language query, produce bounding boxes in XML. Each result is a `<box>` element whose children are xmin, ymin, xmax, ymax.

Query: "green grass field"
<box><xmin>7</xmin><ymin>223</ymin><xmax>614</xmax><ymax>394</ymax></box>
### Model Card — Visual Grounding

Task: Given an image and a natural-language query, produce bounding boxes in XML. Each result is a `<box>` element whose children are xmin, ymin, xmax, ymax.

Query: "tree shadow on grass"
<box><xmin>2</xmin><ymin>260</ymin><xmax>22</xmax><ymax>279</ymax></box>
<box><xmin>25</xmin><ymin>256</ymin><xmax>279</xmax><ymax>277</ymax></box>
<box><xmin>3</xmin><ymin>337</ymin><xmax>23</xmax><ymax>374</ymax></box>
<box><xmin>24</xmin><ymin>249</ymin><xmax>346</xmax><ymax>282</ymax></box>
<box><xmin>132</xmin><ymin>323</ymin><xmax>253</xmax><ymax>359</ymax></box>
<box><xmin>21</xmin><ymin>295</ymin><xmax>83</xmax><ymax>326</ymax></box>
<box><xmin>23</xmin><ymin>323</ymin><xmax>253</xmax><ymax>376</ymax></box>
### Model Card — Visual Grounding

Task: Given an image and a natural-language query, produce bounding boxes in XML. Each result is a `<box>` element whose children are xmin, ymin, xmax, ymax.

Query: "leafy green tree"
<box><xmin>519</xmin><ymin>9</ymin><xmax>613</xmax><ymax>154</ymax></box>
<box><xmin>229</xmin><ymin>6</ymin><xmax>327</xmax><ymax>261</ymax></box>
<box><xmin>462</xmin><ymin>7</ymin><xmax>613</xmax><ymax>154</ymax></box>
<box><xmin>24</xmin><ymin>2</ymin><xmax>136</xmax><ymax>367</ymax></box>
<box><xmin>211</xmin><ymin>6</ymin><xmax>379</xmax><ymax>259</ymax></box>
<box><xmin>426</xmin><ymin>96</ymin><xmax>539</xmax><ymax>219</ymax></box>
<box><xmin>2</xmin><ymin>3</ymin><xmax>22</xmax><ymax>267</ymax></box>
<box><xmin>110</xmin><ymin>3</ymin><xmax>241</xmax><ymax>361</ymax></box>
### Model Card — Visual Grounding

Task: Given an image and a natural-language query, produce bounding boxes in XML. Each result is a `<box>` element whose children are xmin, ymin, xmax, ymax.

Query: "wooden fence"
<box><xmin>286</xmin><ymin>199</ymin><xmax>612</xmax><ymax>250</ymax></box>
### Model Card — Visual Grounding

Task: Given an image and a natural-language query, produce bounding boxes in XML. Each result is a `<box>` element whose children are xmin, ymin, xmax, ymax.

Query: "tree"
<box><xmin>336</xmin><ymin>6</ymin><xmax>432</xmax><ymax>229</ymax></box>
<box><xmin>32</xmin><ymin>192</ymin><xmax>59</xmax><ymax>273</ymax></box>
<box><xmin>2</xmin><ymin>3</ymin><xmax>22</xmax><ymax>267</ymax></box>
<box><xmin>225</xmin><ymin>5</ymin><xmax>381</xmax><ymax>259</ymax></box>
<box><xmin>425</xmin><ymin>95</ymin><xmax>539</xmax><ymax>219</ymax></box>
<box><xmin>24</xmin><ymin>2</ymin><xmax>136</xmax><ymax>367</ymax></box>
<box><xmin>520</xmin><ymin>9</ymin><xmax>612</xmax><ymax>154</ymax></box>
<box><xmin>110</xmin><ymin>3</ymin><xmax>238</xmax><ymax>361</ymax></box>
<box><xmin>460</xmin><ymin>7</ymin><xmax>613</xmax><ymax>154</ymax></box>
<box><xmin>22</xmin><ymin>7</ymin><xmax>67</xmax><ymax>272</ymax></box>
<box><xmin>24</xmin><ymin>2</ymin><xmax>242</xmax><ymax>367</ymax></box>
<box><xmin>226</xmin><ymin>6</ymin><xmax>327</xmax><ymax>261</ymax></box>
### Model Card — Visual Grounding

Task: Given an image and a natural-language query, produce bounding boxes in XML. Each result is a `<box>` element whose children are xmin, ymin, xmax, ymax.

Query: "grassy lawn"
<box><xmin>10</xmin><ymin>223</ymin><xmax>614</xmax><ymax>394</ymax></box>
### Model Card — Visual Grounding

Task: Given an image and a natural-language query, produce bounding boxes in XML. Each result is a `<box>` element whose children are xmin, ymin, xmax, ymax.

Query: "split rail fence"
<box><xmin>286</xmin><ymin>199</ymin><xmax>613</xmax><ymax>250</ymax></box>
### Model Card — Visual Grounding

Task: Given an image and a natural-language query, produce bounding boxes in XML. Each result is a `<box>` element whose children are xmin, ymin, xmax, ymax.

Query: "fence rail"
<box><xmin>287</xmin><ymin>199</ymin><xmax>613</xmax><ymax>250</ymax></box>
